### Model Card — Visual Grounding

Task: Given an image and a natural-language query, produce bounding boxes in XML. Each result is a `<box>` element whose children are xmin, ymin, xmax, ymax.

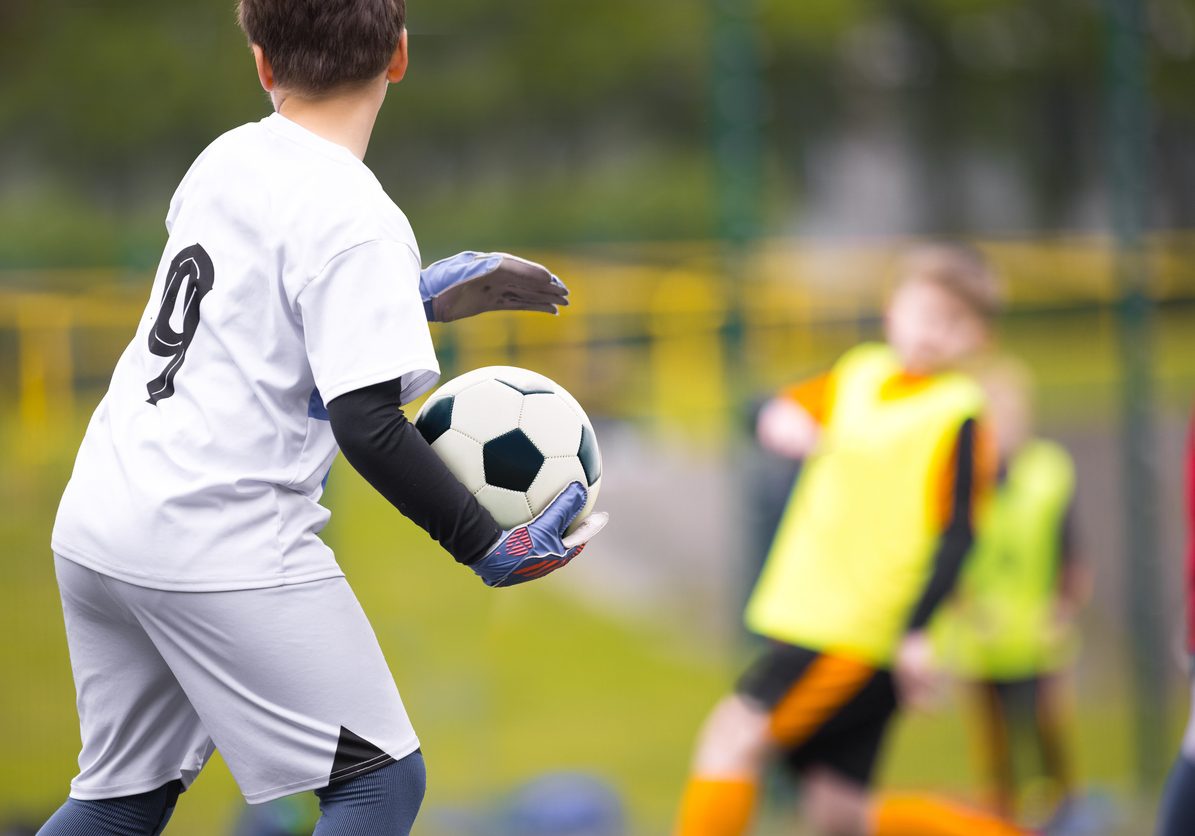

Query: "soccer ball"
<box><xmin>413</xmin><ymin>366</ymin><xmax>602</xmax><ymax>531</ymax></box>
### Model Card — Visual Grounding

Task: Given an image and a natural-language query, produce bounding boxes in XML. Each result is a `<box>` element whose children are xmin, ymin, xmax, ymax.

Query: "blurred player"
<box><xmin>933</xmin><ymin>358</ymin><xmax>1087</xmax><ymax>823</ymax></box>
<box><xmin>39</xmin><ymin>2</ymin><xmax>607</xmax><ymax>834</ymax></box>
<box><xmin>1157</xmin><ymin>407</ymin><xmax>1195</xmax><ymax>836</ymax></box>
<box><xmin>675</xmin><ymin>244</ymin><xmax>1029</xmax><ymax>836</ymax></box>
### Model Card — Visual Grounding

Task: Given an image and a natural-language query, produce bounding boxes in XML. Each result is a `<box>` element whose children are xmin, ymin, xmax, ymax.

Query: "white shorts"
<box><xmin>54</xmin><ymin>555</ymin><xmax>420</xmax><ymax>804</ymax></box>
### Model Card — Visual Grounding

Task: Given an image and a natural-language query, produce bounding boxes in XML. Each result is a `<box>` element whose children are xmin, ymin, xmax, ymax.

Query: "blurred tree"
<box><xmin>1</xmin><ymin>0</ymin><xmax>1194</xmax><ymax>272</ymax></box>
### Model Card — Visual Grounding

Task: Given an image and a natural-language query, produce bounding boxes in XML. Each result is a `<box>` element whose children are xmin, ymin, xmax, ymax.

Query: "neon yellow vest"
<box><xmin>932</xmin><ymin>440</ymin><xmax>1076</xmax><ymax>680</ymax></box>
<box><xmin>745</xmin><ymin>343</ymin><xmax>984</xmax><ymax>665</ymax></box>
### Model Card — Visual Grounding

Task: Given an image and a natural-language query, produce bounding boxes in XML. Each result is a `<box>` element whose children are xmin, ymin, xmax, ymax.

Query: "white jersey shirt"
<box><xmin>52</xmin><ymin>113</ymin><xmax>439</xmax><ymax>591</ymax></box>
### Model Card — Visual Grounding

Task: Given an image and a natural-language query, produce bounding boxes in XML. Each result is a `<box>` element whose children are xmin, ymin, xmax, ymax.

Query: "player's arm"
<box><xmin>905</xmin><ymin>417</ymin><xmax>989</xmax><ymax>631</ymax></box>
<box><xmin>327</xmin><ymin>378</ymin><xmax>500</xmax><ymax>565</ymax></box>
<box><xmin>300</xmin><ymin>240</ymin><xmax>598</xmax><ymax>585</ymax></box>
<box><xmin>420</xmin><ymin>252</ymin><xmax>569</xmax><ymax>322</ymax></box>
<box><xmin>327</xmin><ymin>379</ymin><xmax>606</xmax><ymax>586</ymax></box>
<box><xmin>756</xmin><ymin>372</ymin><xmax>835</xmax><ymax>459</ymax></box>
<box><xmin>1053</xmin><ymin>498</ymin><xmax>1091</xmax><ymax>622</ymax></box>
<box><xmin>896</xmin><ymin>418</ymin><xmax>990</xmax><ymax>706</ymax></box>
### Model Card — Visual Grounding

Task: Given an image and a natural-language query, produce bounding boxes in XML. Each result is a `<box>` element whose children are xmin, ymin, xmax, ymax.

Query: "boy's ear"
<box><xmin>386</xmin><ymin>29</ymin><xmax>409</xmax><ymax>83</ymax></box>
<box><xmin>252</xmin><ymin>44</ymin><xmax>276</xmax><ymax>92</ymax></box>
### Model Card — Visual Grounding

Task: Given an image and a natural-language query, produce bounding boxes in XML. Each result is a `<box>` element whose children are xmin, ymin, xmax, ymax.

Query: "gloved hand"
<box><xmin>420</xmin><ymin>251</ymin><xmax>570</xmax><ymax>322</ymax></box>
<box><xmin>471</xmin><ymin>482</ymin><xmax>608</xmax><ymax>587</ymax></box>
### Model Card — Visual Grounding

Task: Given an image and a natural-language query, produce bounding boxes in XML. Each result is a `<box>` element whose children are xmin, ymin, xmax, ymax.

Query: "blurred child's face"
<box><xmin>885</xmin><ymin>278</ymin><xmax>988</xmax><ymax>375</ymax></box>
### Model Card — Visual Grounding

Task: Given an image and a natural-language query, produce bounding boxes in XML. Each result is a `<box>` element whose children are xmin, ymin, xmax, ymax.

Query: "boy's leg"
<box><xmin>676</xmin><ymin>645</ymin><xmax>878</xmax><ymax>836</ymax></box>
<box><xmin>1033</xmin><ymin>675</ymin><xmax>1074</xmax><ymax>804</ymax></box>
<box><xmin>998</xmin><ymin>679</ymin><xmax>1044</xmax><ymax>800</ymax></box>
<box><xmin>119</xmin><ymin>574</ymin><xmax>420</xmax><ymax>807</ymax></box>
<box><xmin>1159</xmin><ymin>754</ymin><xmax>1195</xmax><ymax>836</ymax></box>
<box><xmin>47</xmin><ymin>557</ymin><xmax>213</xmax><ymax>820</ymax></box>
<box><xmin>785</xmin><ymin>751</ymin><xmax>1031</xmax><ymax>836</ymax></box>
<box><xmin>675</xmin><ymin>695</ymin><xmax>771</xmax><ymax>836</ymax></box>
<box><xmin>870</xmin><ymin>793</ymin><xmax>1027</xmax><ymax>836</ymax></box>
<box><xmin>870</xmin><ymin>684</ymin><xmax>1030</xmax><ymax>836</ymax></box>
<box><xmin>969</xmin><ymin>681</ymin><xmax>1015</xmax><ymax>817</ymax></box>
<box><xmin>1158</xmin><ymin>680</ymin><xmax>1195</xmax><ymax>836</ymax></box>
<box><xmin>313</xmin><ymin>749</ymin><xmax>426</xmax><ymax>836</ymax></box>
<box><xmin>863</xmin><ymin>684</ymin><xmax>1028</xmax><ymax>836</ymax></box>
<box><xmin>752</xmin><ymin>649</ymin><xmax>1030</xmax><ymax>836</ymax></box>
<box><xmin>38</xmin><ymin>781</ymin><xmax>182</xmax><ymax>836</ymax></box>
<box><xmin>802</xmin><ymin>767</ymin><xmax>871</xmax><ymax>834</ymax></box>
<box><xmin>802</xmin><ymin>772</ymin><xmax>1025</xmax><ymax>836</ymax></box>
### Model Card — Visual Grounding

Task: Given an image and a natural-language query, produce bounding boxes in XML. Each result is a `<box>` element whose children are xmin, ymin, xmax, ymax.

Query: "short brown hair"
<box><xmin>898</xmin><ymin>242</ymin><xmax>1002</xmax><ymax>321</ymax></box>
<box><xmin>238</xmin><ymin>0</ymin><xmax>406</xmax><ymax>95</ymax></box>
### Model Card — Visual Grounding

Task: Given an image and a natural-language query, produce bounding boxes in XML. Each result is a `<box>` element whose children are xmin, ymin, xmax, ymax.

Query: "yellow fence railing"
<box><xmin>2</xmin><ymin>234</ymin><xmax>1194</xmax><ymax>456</ymax></box>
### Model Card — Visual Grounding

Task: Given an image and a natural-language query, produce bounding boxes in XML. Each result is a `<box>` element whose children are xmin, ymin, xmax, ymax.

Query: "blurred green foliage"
<box><xmin>3</xmin><ymin>0</ymin><xmax>1195</xmax><ymax>273</ymax></box>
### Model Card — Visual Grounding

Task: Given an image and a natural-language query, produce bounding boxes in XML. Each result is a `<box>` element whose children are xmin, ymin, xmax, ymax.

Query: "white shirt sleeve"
<box><xmin>297</xmin><ymin>239</ymin><xmax>440</xmax><ymax>405</ymax></box>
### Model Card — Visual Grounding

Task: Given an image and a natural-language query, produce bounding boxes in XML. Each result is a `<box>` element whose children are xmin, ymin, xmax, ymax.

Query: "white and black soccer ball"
<box><xmin>414</xmin><ymin>366</ymin><xmax>602</xmax><ymax>531</ymax></box>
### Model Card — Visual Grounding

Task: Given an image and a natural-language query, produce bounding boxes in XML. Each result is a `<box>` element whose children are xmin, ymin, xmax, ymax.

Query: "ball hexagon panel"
<box><xmin>518</xmin><ymin>393</ymin><xmax>583</xmax><ymax>457</ymax></box>
<box><xmin>430</xmin><ymin>429</ymin><xmax>487</xmax><ymax>493</ymax></box>
<box><xmin>526</xmin><ymin>457</ymin><xmax>588</xmax><ymax>517</ymax></box>
<box><xmin>474</xmin><ymin>484</ymin><xmax>534</xmax><ymax>530</ymax></box>
<box><xmin>450</xmin><ymin>378</ymin><xmax>524</xmax><ymax>442</ymax></box>
<box><xmin>482</xmin><ymin>429</ymin><xmax>545</xmax><ymax>493</ymax></box>
<box><xmin>415</xmin><ymin>395</ymin><xmax>454</xmax><ymax>445</ymax></box>
<box><xmin>578</xmin><ymin>424</ymin><xmax>602</xmax><ymax>486</ymax></box>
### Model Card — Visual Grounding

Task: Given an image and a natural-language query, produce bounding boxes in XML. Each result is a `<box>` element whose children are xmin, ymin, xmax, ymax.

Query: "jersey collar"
<box><xmin>261</xmin><ymin>113</ymin><xmax>361</xmax><ymax>166</ymax></box>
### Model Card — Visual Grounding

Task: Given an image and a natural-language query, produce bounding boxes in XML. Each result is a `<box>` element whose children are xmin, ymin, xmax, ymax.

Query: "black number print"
<box><xmin>146</xmin><ymin>243</ymin><xmax>214</xmax><ymax>404</ymax></box>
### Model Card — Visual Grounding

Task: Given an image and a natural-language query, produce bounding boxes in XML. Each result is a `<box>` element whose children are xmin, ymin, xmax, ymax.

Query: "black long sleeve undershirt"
<box><xmin>906</xmin><ymin>418</ymin><xmax>979</xmax><ymax>631</ymax></box>
<box><xmin>326</xmin><ymin>377</ymin><xmax>501</xmax><ymax>566</ymax></box>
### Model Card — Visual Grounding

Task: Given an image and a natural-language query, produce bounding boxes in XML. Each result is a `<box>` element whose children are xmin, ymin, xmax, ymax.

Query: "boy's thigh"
<box><xmin>55</xmin><ymin>556</ymin><xmax>213</xmax><ymax>800</ymax></box>
<box><xmin>736</xmin><ymin>641</ymin><xmax>897</xmax><ymax>788</ymax></box>
<box><xmin>122</xmin><ymin>575</ymin><xmax>420</xmax><ymax>804</ymax></box>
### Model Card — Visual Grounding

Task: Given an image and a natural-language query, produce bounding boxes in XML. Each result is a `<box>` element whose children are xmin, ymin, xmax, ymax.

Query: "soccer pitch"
<box><xmin>0</xmin><ymin>407</ymin><xmax>1180</xmax><ymax>834</ymax></box>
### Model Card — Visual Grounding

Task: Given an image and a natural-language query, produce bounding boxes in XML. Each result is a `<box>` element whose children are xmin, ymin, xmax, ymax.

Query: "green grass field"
<box><xmin>0</xmin><ymin>403</ymin><xmax>1185</xmax><ymax>834</ymax></box>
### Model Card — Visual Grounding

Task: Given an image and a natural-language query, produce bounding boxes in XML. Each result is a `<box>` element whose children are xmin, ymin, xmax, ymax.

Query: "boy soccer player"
<box><xmin>1158</xmin><ymin>407</ymin><xmax>1195</xmax><ymax>836</ymax></box>
<box><xmin>933</xmin><ymin>359</ymin><xmax>1086</xmax><ymax>822</ymax></box>
<box><xmin>39</xmin><ymin>2</ymin><xmax>607</xmax><ymax>834</ymax></box>
<box><xmin>675</xmin><ymin>245</ymin><xmax>1028</xmax><ymax>836</ymax></box>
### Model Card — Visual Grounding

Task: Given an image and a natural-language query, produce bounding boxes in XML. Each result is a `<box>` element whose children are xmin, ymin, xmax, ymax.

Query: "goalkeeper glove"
<box><xmin>471</xmin><ymin>482</ymin><xmax>608</xmax><ymax>587</ymax></box>
<box><xmin>420</xmin><ymin>251</ymin><xmax>569</xmax><ymax>322</ymax></box>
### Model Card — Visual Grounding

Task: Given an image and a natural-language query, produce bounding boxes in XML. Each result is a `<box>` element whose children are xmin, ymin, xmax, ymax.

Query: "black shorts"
<box><xmin>736</xmin><ymin>641</ymin><xmax>898</xmax><ymax>787</ymax></box>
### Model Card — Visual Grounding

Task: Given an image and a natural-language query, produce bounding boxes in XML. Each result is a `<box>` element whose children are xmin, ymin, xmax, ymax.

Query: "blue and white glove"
<box><xmin>420</xmin><ymin>251</ymin><xmax>570</xmax><ymax>323</ymax></box>
<box><xmin>471</xmin><ymin>482</ymin><xmax>609</xmax><ymax>587</ymax></box>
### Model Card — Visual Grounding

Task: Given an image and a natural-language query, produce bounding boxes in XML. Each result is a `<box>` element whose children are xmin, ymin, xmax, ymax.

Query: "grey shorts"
<box><xmin>54</xmin><ymin>555</ymin><xmax>419</xmax><ymax>804</ymax></box>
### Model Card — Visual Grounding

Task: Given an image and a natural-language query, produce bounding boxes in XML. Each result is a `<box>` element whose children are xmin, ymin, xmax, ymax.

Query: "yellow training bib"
<box><xmin>932</xmin><ymin>440</ymin><xmax>1076</xmax><ymax>680</ymax></box>
<box><xmin>745</xmin><ymin>343</ymin><xmax>984</xmax><ymax>665</ymax></box>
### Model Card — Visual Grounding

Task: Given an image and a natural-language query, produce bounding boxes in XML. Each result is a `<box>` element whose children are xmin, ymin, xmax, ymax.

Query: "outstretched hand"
<box><xmin>420</xmin><ymin>251</ymin><xmax>570</xmax><ymax>322</ymax></box>
<box><xmin>756</xmin><ymin>397</ymin><xmax>820</xmax><ymax>460</ymax></box>
<box><xmin>470</xmin><ymin>482</ymin><xmax>608</xmax><ymax>587</ymax></box>
<box><xmin>893</xmin><ymin>631</ymin><xmax>946</xmax><ymax>712</ymax></box>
